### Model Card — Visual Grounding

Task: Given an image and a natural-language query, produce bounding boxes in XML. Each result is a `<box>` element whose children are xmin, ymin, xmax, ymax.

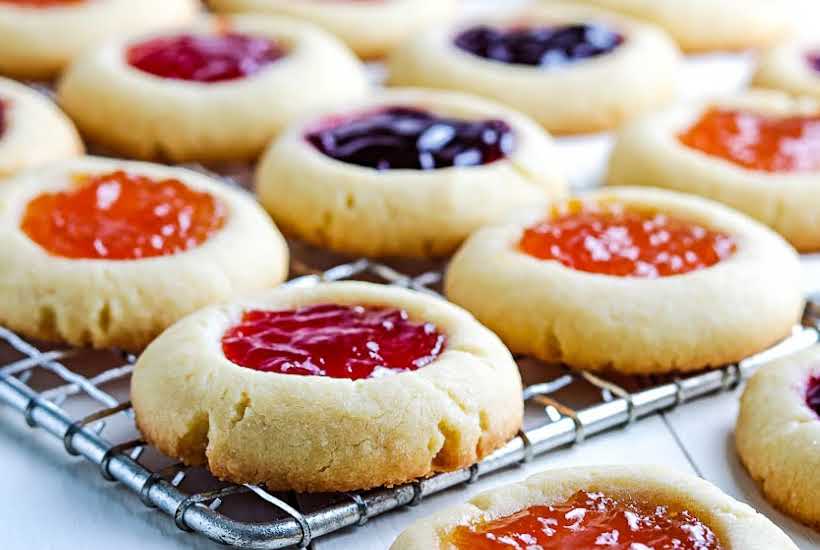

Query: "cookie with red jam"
<box><xmin>0</xmin><ymin>156</ymin><xmax>288</xmax><ymax>350</ymax></box>
<box><xmin>445</xmin><ymin>187</ymin><xmax>803</xmax><ymax>374</ymax></box>
<box><xmin>391</xmin><ymin>466</ymin><xmax>798</xmax><ymax>549</ymax></box>
<box><xmin>609</xmin><ymin>90</ymin><xmax>820</xmax><ymax>251</ymax></box>
<box><xmin>737</xmin><ymin>345</ymin><xmax>820</xmax><ymax>529</ymax></box>
<box><xmin>131</xmin><ymin>281</ymin><xmax>523</xmax><ymax>492</ymax></box>
<box><xmin>388</xmin><ymin>4</ymin><xmax>680</xmax><ymax>134</ymax></box>
<box><xmin>57</xmin><ymin>14</ymin><xmax>369</xmax><ymax>163</ymax></box>
<box><xmin>256</xmin><ymin>89</ymin><xmax>566</xmax><ymax>258</ymax></box>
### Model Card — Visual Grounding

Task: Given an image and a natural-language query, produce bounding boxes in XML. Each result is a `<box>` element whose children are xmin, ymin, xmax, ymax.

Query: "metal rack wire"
<box><xmin>1</xmin><ymin>259</ymin><xmax>818</xmax><ymax>549</ymax></box>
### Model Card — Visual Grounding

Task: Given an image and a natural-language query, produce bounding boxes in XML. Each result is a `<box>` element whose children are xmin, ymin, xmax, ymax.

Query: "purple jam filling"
<box><xmin>808</xmin><ymin>376</ymin><xmax>820</xmax><ymax>418</ymax></box>
<box><xmin>305</xmin><ymin>107</ymin><xmax>515</xmax><ymax>170</ymax></box>
<box><xmin>453</xmin><ymin>23</ymin><xmax>624</xmax><ymax>68</ymax></box>
<box><xmin>806</xmin><ymin>51</ymin><xmax>820</xmax><ymax>73</ymax></box>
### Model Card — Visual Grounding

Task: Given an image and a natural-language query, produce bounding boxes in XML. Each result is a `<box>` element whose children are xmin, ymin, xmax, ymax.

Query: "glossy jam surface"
<box><xmin>808</xmin><ymin>377</ymin><xmax>820</xmax><ymax>418</ymax></box>
<box><xmin>127</xmin><ymin>33</ymin><xmax>284</xmax><ymax>83</ymax></box>
<box><xmin>306</xmin><ymin>107</ymin><xmax>514</xmax><ymax>170</ymax></box>
<box><xmin>454</xmin><ymin>23</ymin><xmax>623</xmax><ymax>67</ymax></box>
<box><xmin>450</xmin><ymin>491</ymin><xmax>722</xmax><ymax>550</ymax></box>
<box><xmin>519</xmin><ymin>201</ymin><xmax>736</xmax><ymax>278</ymax></box>
<box><xmin>0</xmin><ymin>0</ymin><xmax>84</xmax><ymax>6</ymax></box>
<box><xmin>21</xmin><ymin>171</ymin><xmax>226</xmax><ymax>260</ymax></box>
<box><xmin>678</xmin><ymin>108</ymin><xmax>820</xmax><ymax>173</ymax></box>
<box><xmin>221</xmin><ymin>304</ymin><xmax>446</xmax><ymax>380</ymax></box>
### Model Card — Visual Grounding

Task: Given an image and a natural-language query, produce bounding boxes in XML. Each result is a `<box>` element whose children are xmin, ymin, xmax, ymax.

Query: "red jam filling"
<box><xmin>678</xmin><ymin>108</ymin><xmax>820</xmax><ymax>172</ymax></box>
<box><xmin>127</xmin><ymin>32</ymin><xmax>285</xmax><ymax>83</ymax></box>
<box><xmin>221</xmin><ymin>304</ymin><xmax>446</xmax><ymax>380</ymax></box>
<box><xmin>0</xmin><ymin>0</ymin><xmax>84</xmax><ymax>6</ymax></box>
<box><xmin>21</xmin><ymin>170</ymin><xmax>226</xmax><ymax>260</ymax></box>
<box><xmin>808</xmin><ymin>377</ymin><xmax>820</xmax><ymax>418</ymax></box>
<box><xmin>519</xmin><ymin>201</ymin><xmax>736</xmax><ymax>278</ymax></box>
<box><xmin>449</xmin><ymin>491</ymin><xmax>722</xmax><ymax>550</ymax></box>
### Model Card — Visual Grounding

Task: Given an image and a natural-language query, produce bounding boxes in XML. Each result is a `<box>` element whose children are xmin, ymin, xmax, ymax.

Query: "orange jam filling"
<box><xmin>678</xmin><ymin>108</ymin><xmax>820</xmax><ymax>172</ymax></box>
<box><xmin>21</xmin><ymin>171</ymin><xmax>226</xmax><ymax>260</ymax></box>
<box><xmin>519</xmin><ymin>200</ymin><xmax>736</xmax><ymax>278</ymax></box>
<box><xmin>0</xmin><ymin>0</ymin><xmax>85</xmax><ymax>6</ymax></box>
<box><xmin>449</xmin><ymin>491</ymin><xmax>722</xmax><ymax>550</ymax></box>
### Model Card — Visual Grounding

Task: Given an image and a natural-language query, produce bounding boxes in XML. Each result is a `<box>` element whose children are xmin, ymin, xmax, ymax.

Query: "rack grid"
<box><xmin>1</xmin><ymin>258</ymin><xmax>818</xmax><ymax>549</ymax></box>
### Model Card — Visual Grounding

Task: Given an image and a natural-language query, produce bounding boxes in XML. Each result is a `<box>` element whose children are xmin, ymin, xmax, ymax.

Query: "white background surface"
<box><xmin>3</xmin><ymin>1</ymin><xmax>820</xmax><ymax>549</ymax></box>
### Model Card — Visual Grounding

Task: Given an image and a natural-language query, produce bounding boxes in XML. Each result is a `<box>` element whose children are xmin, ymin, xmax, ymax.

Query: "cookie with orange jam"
<box><xmin>0</xmin><ymin>156</ymin><xmax>288</xmax><ymax>350</ymax></box>
<box><xmin>0</xmin><ymin>0</ymin><xmax>197</xmax><ymax>79</ymax></box>
<box><xmin>736</xmin><ymin>345</ymin><xmax>820</xmax><ymax>529</ymax></box>
<box><xmin>445</xmin><ymin>187</ymin><xmax>803</xmax><ymax>374</ymax></box>
<box><xmin>57</xmin><ymin>14</ymin><xmax>369</xmax><ymax>163</ymax></box>
<box><xmin>391</xmin><ymin>466</ymin><xmax>798</xmax><ymax>549</ymax></box>
<box><xmin>608</xmin><ymin>91</ymin><xmax>820</xmax><ymax>251</ymax></box>
<box><xmin>131</xmin><ymin>281</ymin><xmax>523</xmax><ymax>492</ymax></box>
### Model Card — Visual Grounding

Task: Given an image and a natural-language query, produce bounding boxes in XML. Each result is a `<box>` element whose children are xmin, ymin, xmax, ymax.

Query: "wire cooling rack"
<box><xmin>1</xmin><ymin>256</ymin><xmax>818</xmax><ymax>549</ymax></box>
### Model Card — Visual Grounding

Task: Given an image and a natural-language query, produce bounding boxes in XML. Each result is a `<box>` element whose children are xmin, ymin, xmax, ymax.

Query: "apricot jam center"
<box><xmin>450</xmin><ymin>491</ymin><xmax>722</xmax><ymax>550</ymax></box>
<box><xmin>0</xmin><ymin>0</ymin><xmax>84</xmax><ymax>6</ymax></box>
<box><xmin>127</xmin><ymin>32</ymin><xmax>284</xmax><ymax>83</ymax></box>
<box><xmin>21</xmin><ymin>171</ymin><xmax>226</xmax><ymax>260</ymax></box>
<box><xmin>221</xmin><ymin>304</ymin><xmax>446</xmax><ymax>380</ymax></box>
<box><xmin>520</xmin><ymin>201</ymin><xmax>736</xmax><ymax>278</ymax></box>
<box><xmin>678</xmin><ymin>108</ymin><xmax>820</xmax><ymax>172</ymax></box>
<box><xmin>808</xmin><ymin>377</ymin><xmax>820</xmax><ymax>418</ymax></box>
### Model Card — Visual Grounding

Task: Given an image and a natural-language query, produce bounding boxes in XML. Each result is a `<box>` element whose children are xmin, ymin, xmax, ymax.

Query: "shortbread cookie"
<box><xmin>207</xmin><ymin>0</ymin><xmax>458</xmax><ymax>59</ymax></box>
<box><xmin>57</xmin><ymin>14</ymin><xmax>369</xmax><ymax>163</ymax></box>
<box><xmin>445</xmin><ymin>187</ymin><xmax>803</xmax><ymax>374</ymax></box>
<box><xmin>391</xmin><ymin>465</ymin><xmax>798</xmax><ymax>549</ymax></box>
<box><xmin>0</xmin><ymin>77</ymin><xmax>82</xmax><ymax>178</ymax></box>
<box><xmin>388</xmin><ymin>4</ymin><xmax>680</xmax><ymax>134</ymax></box>
<box><xmin>608</xmin><ymin>90</ymin><xmax>820</xmax><ymax>251</ymax></box>
<box><xmin>754</xmin><ymin>40</ymin><xmax>820</xmax><ymax>100</ymax></box>
<box><xmin>0</xmin><ymin>0</ymin><xmax>198</xmax><ymax>80</ymax></box>
<box><xmin>256</xmin><ymin>89</ymin><xmax>567</xmax><ymax>258</ymax></box>
<box><xmin>736</xmin><ymin>345</ymin><xmax>820</xmax><ymax>529</ymax></box>
<box><xmin>131</xmin><ymin>281</ymin><xmax>523</xmax><ymax>492</ymax></box>
<box><xmin>562</xmin><ymin>0</ymin><xmax>790</xmax><ymax>52</ymax></box>
<box><xmin>0</xmin><ymin>156</ymin><xmax>288</xmax><ymax>350</ymax></box>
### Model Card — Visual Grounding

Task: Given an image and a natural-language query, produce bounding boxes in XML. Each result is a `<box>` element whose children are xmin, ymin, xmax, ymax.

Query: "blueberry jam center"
<box><xmin>454</xmin><ymin>23</ymin><xmax>623</xmax><ymax>67</ymax></box>
<box><xmin>306</xmin><ymin>107</ymin><xmax>515</xmax><ymax>170</ymax></box>
<box><xmin>807</xmin><ymin>52</ymin><xmax>820</xmax><ymax>73</ymax></box>
<box><xmin>808</xmin><ymin>377</ymin><xmax>820</xmax><ymax>418</ymax></box>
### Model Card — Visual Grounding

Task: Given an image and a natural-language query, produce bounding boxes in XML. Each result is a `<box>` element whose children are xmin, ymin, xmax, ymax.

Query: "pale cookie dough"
<box><xmin>755</xmin><ymin>40</ymin><xmax>820</xmax><ymax>100</ymax></box>
<box><xmin>0</xmin><ymin>77</ymin><xmax>82</xmax><ymax>178</ymax></box>
<box><xmin>57</xmin><ymin>14</ymin><xmax>370</xmax><ymax>163</ymax></box>
<box><xmin>0</xmin><ymin>156</ymin><xmax>289</xmax><ymax>350</ymax></box>
<box><xmin>736</xmin><ymin>345</ymin><xmax>820</xmax><ymax>530</ymax></box>
<box><xmin>608</xmin><ymin>90</ymin><xmax>820</xmax><ymax>252</ymax></box>
<box><xmin>256</xmin><ymin>89</ymin><xmax>567</xmax><ymax>258</ymax></box>
<box><xmin>445</xmin><ymin>187</ymin><xmax>804</xmax><ymax>374</ymax></box>
<box><xmin>391</xmin><ymin>465</ymin><xmax>799</xmax><ymax>549</ymax></box>
<box><xmin>387</xmin><ymin>4</ymin><xmax>680</xmax><ymax>134</ymax></box>
<box><xmin>0</xmin><ymin>0</ymin><xmax>198</xmax><ymax>80</ymax></box>
<box><xmin>559</xmin><ymin>0</ymin><xmax>791</xmax><ymax>52</ymax></box>
<box><xmin>207</xmin><ymin>0</ymin><xmax>458</xmax><ymax>59</ymax></box>
<box><xmin>131</xmin><ymin>281</ymin><xmax>524</xmax><ymax>493</ymax></box>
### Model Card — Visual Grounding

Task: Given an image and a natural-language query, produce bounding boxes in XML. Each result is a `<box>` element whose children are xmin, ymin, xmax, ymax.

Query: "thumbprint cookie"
<box><xmin>755</xmin><ymin>40</ymin><xmax>820</xmax><ymax>100</ymax></box>
<box><xmin>57</xmin><ymin>14</ymin><xmax>370</xmax><ymax>163</ymax></box>
<box><xmin>391</xmin><ymin>465</ymin><xmax>798</xmax><ymax>549</ymax></box>
<box><xmin>445</xmin><ymin>187</ymin><xmax>803</xmax><ymax>374</ymax></box>
<box><xmin>207</xmin><ymin>0</ymin><xmax>458</xmax><ymax>59</ymax></box>
<box><xmin>0</xmin><ymin>156</ymin><xmax>289</xmax><ymax>350</ymax></box>
<box><xmin>256</xmin><ymin>88</ymin><xmax>567</xmax><ymax>258</ymax></box>
<box><xmin>0</xmin><ymin>0</ymin><xmax>198</xmax><ymax>80</ymax></box>
<box><xmin>131</xmin><ymin>281</ymin><xmax>524</xmax><ymax>492</ymax></box>
<box><xmin>561</xmin><ymin>0</ymin><xmax>790</xmax><ymax>53</ymax></box>
<box><xmin>388</xmin><ymin>4</ymin><xmax>680</xmax><ymax>134</ymax></box>
<box><xmin>736</xmin><ymin>345</ymin><xmax>820</xmax><ymax>529</ymax></box>
<box><xmin>0</xmin><ymin>77</ymin><xmax>82</xmax><ymax>178</ymax></box>
<box><xmin>608</xmin><ymin>90</ymin><xmax>820</xmax><ymax>251</ymax></box>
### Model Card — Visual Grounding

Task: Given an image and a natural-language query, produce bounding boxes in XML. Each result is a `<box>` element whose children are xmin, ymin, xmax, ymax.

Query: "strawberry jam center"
<box><xmin>221</xmin><ymin>304</ymin><xmax>446</xmax><ymax>380</ymax></box>
<box><xmin>519</xmin><ymin>201</ymin><xmax>736</xmax><ymax>278</ymax></box>
<box><xmin>678</xmin><ymin>108</ymin><xmax>820</xmax><ymax>172</ymax></box>
<box><xmin>21</xmin><ymin>171</ymin><xmax>226</xmax><ymax>260</ymax></box>
<box><xmin>306</xmin><ymin>107</ymin><xmax>514</xmax><ymax>170</ymax></box>
<box><xmin>808</xmin><ymin>377</ymin><xmax>820</xmax><ymax>418</ymax></box>
<box><xmin>454</xmin><ymin>24</ymin><xmax>623</xmax><ymax>67</ymax></box>
<box><xmin>0</xmin><ymin>0</ymin><xmax>84</xmax><ymax>6</ymax></box>
<box><xmin>127</xmin><ymin>32</ymin><xmax>285</xmax><ymax>83</ymax></box>
<box><xmin>449</xmin><ymin>490</ymin><xmax>722</xmax><ymax>550</ymax></box>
